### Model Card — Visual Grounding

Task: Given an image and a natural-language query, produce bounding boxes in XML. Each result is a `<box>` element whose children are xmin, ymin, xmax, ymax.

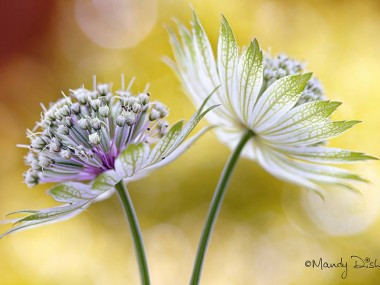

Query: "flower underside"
<box><xmin>166</xmin><ymin>12</ymin><xmax>377</xmax><ymax>196</ymax></box>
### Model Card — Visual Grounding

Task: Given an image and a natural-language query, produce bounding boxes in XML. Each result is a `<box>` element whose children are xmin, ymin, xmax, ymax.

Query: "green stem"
<box><xmin>115</xmin><ymin>181</ymin><xmax>150</xmax><ymax>285</ymax></box>
<box><xmin>190</xmin><ymin>129</ymin><xmax>255</xmax><ymax>285</ymax></box>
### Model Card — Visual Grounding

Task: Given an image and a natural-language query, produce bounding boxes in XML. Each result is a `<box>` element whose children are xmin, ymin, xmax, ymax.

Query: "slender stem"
<box><xmin>115</xmin><ymin>181</ymin><xmax>150</xmax><ymax>285</ymax></box>
<box><xmin>190</xmin><ymin>129</ymin><xmax>255</xmax><ymax>285</ymax></box>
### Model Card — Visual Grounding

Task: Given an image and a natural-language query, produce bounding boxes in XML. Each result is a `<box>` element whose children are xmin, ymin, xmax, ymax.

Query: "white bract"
<box><xmin>1</xmin><ymin>79</ymin><xmax>216</xmax><ymax>238</ymax></box>
<box><xmin>166</xmin><ymin>13</ymin><xmax>375</xmax><ymax>195</ymax></box>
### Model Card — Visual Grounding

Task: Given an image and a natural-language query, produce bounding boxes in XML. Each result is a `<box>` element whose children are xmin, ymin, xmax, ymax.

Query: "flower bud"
<box><xmin>149</xmin><ymin>109</ymin><xmax>160</xmax><ymax>121</ymax></box>
<box><xmin>63</xmin><ymin>116</ymin><xmax>73</xmax><ymax>128</ymax></box>
<box><xmin>138</xmin><ymin>93</ymin><xmax>150</xmax><ymax>105</ymax></box>
<box><xmin>78</xmin><ymin>118</ymin><xmax>89</xmax><ymax>130</ymax></box>
<box><xmin>132</xmin><ymin>102</ymin><xmax>142</xmax><ymax>113</ymax></box>
<box><xmin>89</xmin><ymin>132</ymin><xmax>101</xmax><ymax>145</ymax></box>
<box><xmin>160</xmin><ymin>108</ymin><xmax>168</xmax><ymax>118</ymax></box>
<box><xmin>31</xmin><ymin>137</ymin><xmax>46</xmax><ymax>149</ymax></box>
<box><xmin>44</xmin><ymin>110</ymin><xmax>55</xmax><ymax>122</ymax></box>
<box><xmin>72</xmin><ymin>89</ymin><xmax>88</xmax><ymax>104</ymax></box>
<box><xmin>57</xmin><ymin>125</ymin><xmax>69</xmax><ymax>135</ymax></box>
<box><xmin>25</xmin><ymin>170</ymin><xmax>40</xmax><ymax>187</ymax></box>
<box><xmin>154</xmin><ymin>103</ymin><xmax>168</xmax><ymax>118</ymax></box>
<box><xmin>60</xmin><ymin>149</ymin><xmax>72</xmax><ymax>159</ymax></box>
<box><xmin>31</xmin><ymin>159</ymin><xmax>41</xmax><ymax>170</ymax></box>
<box><xmin>59</xmin><ymin>105</ymin><xmax>71</xmax><ymax>116</ymax></box>
<box><xmin>158</xmin><ymin>121</ymin><xmax>169</xmax><ymax>136</ymax></box>
<box><xmin>75</xmin><ymin>146</ymin><xmax>86</xmax><ymax>157</ymax></box>
<box><xmin>90</xmin><ymin>99</ymin><xmax>101</xmax><ymax>111</ymax></box>
<box><xmin>38</xmin><ymin>154</ymin><xmax>53</xmax><ymax>167</ymax></box>
<box><xmin>49</xmin><ymin>138</ymin><xmax>61</xmax><ymax>152</ymax></box>
<box><xmin>125</xmin><ymin>112</ymin><xmax>137</xmax><ymax>126</ymax></box>
<box><xmin>70</xmin><ymin>102</ymin><xmax>81</xmax><ymax>114</ymax></box>
<box><xmin>25</xmin><ymin>152</ymin><xmax>35</xmax><ymax>164</ymax></box>
<box><xmin>116</xmin><ymin>115</ymin><xmax>127</xmax><ymax>127</ymax></box>
<box><xmin>99</xmin><ymin>105</ymin><xmax>110</xmax><ymax>117</ymax></box>
<box><xmin>97</xmin><ymin>83</ymin><xmax>110</xmax><ymax>96</ymax></box>
<box><xmin>54</xmin><ymin>110</ymin><xmax>63</xmax><ymax>120</ymax></box>
<box><xmin>90</xmin><ymin>118</ymin><xmax>102</xmax><ymax>130</ymax></box>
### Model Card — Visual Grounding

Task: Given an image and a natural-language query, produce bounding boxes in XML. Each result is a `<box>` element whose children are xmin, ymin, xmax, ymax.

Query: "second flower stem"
<box><xmin>190</xmin><ymin>129</ymin><xmax>255</xmax><ymax>285</ymax></box>
<box><xmin>115</xmin><ymin>181</ymin><xmax>150</xmax><ymax>285</ymax></box>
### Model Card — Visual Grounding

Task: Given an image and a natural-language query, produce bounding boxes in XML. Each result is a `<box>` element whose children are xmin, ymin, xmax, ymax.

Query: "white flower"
<box><xmin>166</xmin><ymin>13</ymin><xmax>376</xmax><ymax>195</ymax></box>
<box><xmin>1</xmin><ymin>78</ymin><xmax>216</xmax><ymax>238</ymax></box>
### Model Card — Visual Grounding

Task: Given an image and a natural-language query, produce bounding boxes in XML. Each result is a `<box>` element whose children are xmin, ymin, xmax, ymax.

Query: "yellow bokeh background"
<box><xmin>0</xmin><ymin>0</ymin><xmax>379</xmax><ymax>284</ymax></box>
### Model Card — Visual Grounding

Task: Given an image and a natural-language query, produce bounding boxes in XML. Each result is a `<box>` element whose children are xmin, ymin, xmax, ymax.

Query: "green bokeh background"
<box><xmin>0</xmin><ymin>0</ymin><xmax>379</xmax><ymax>284</ymax></box>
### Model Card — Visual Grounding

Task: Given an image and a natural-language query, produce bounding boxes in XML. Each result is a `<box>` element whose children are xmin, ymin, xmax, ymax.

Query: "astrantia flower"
<box><xmin>166</xmin><ymin>14</ymin><xmax>375</xmax><ymax>195</ymax></box>
<box><xmin>1</xmin><ymin>77</ymin><xmax>216</xmax><ymax>237</ymax></box>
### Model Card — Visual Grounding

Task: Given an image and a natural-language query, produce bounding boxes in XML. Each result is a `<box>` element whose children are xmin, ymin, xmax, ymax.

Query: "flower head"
<box><xmin>166</xmin><ymin>13</ymin><xmax>376</xmax><ymax>195</ymax></box>
<box><xmin>24</xmin><ymin>82</ymin><xmax>162</xmax><ymax>186</ymax></box>
<box><xmin>1</xmin><ymin>77</ymin><xmax>216</xmax><ymax>237</ymax></box>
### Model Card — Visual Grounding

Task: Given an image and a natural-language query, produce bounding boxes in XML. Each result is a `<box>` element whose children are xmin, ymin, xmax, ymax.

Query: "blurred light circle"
<box><xmin>74</xmin><ymin>0</ymin><xmax>157</xmax><ymax>49</ymax></box>
<box><xmin>301</xmin><ymin>182</ymin><xmax>380</xmax><ymax>236</ymax></box>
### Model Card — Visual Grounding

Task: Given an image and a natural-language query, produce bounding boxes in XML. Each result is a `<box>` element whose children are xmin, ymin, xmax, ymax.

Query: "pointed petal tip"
<box><xmin>331</xmin><ymin>101</ymin><xmax>343</xmax><ymax>107</ymax></box>
<box><xmin>359</xmin><ymin>154</ymin><xmax>378</xmax><ymax>161</ymax></box>
<box><xmin>246</xmin><ymin>38</ymin><xmax>261</xmax><ymax>54</ymax></box>
<box><xmin>251</xmin><ymin>38</ymin><xmax>260</xmax><ymax>48</ymax></box>
<box><xmin>191</xmin><ymin>9</ymin><xmax>200</xmax><ymax>23</ymax></box>
<box><xmin>219</xmin><ymin>15</ymin><xmax>235</xmax><ymax>35</ymax></box>
<box><xmin>220</xmin><ymin>14</ymin><xmax>228</xmax><ymax>23</ymax></box>
<box><xmin>302</xmin><ymin>72</ymin><xmax>313</xmax><ymax>81</ymax></box>
<box><xmin>350</xmin><ymin>175</ymin><xmax>371</xmax><ymax>183</ymax></box>
<box><xmin>350</xmin><ymin>120</ymin><xmax>362</xmax><ymax>126</ymax></box>
<box><xmin>335</xmin><ymin>120</ymin><xmax>362</xmax><ymax>129</ymax></box>
<box><xmin>367</xmin><ymin>155</ymin><xmax>379</xmax><ymax>161</ymax></box>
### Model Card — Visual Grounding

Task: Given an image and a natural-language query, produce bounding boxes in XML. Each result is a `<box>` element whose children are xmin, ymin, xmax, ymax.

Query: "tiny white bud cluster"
<box><xmin>263</xmin><ymin>53</ymin><xmax>325</xmax><ymax>106</ymax></box>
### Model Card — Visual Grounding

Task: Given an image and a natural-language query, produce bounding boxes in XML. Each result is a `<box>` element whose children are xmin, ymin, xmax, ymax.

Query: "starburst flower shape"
<box><xmin>166</xmin><ymin>13</ymin><xmax>376</xmax><ymax>195</ymax></box>
<box><xmin>1</xmin><ymin>77</ymin><xmax>216</xmax><ymax>238</ymax></box>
